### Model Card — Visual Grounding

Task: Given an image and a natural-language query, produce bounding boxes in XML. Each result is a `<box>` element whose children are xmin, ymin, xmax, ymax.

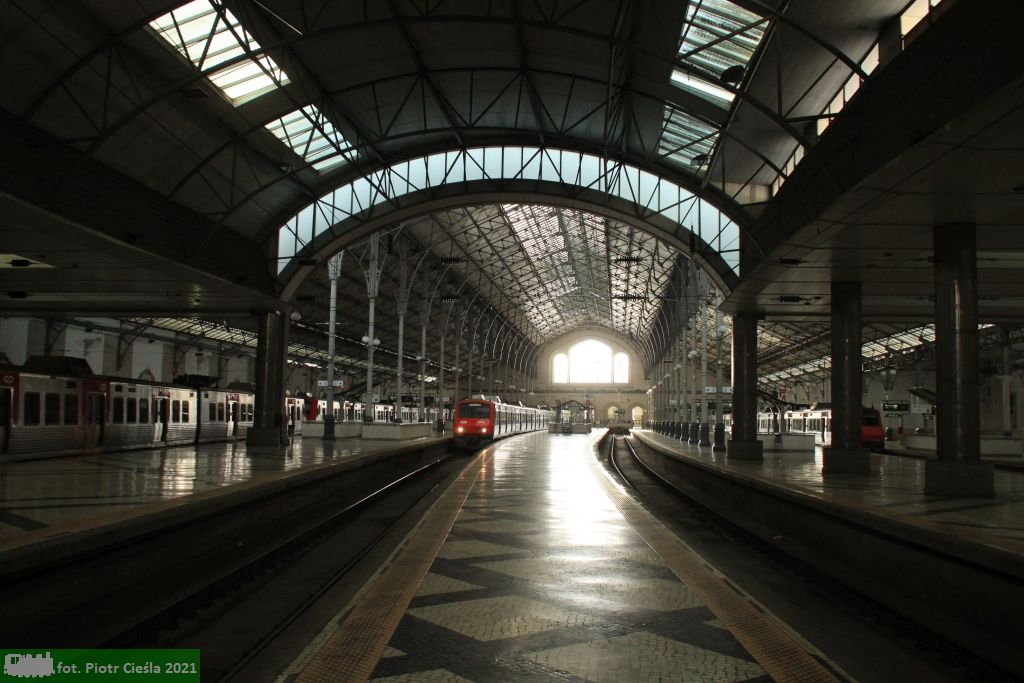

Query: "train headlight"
<box><xmin>480</xmin><ymin>427</ymin><xmax>487</xmax><ymax>433</ymax></box>
<box><xmin>455</xmin><ymin>427</ymin><xmax>464</xmax><ymax>434</ymax></box>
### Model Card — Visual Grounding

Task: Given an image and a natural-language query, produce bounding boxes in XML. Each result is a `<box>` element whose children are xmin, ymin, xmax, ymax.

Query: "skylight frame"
<box><xmin>150</xmin><ymin>0</ymin><xmax>290</xmax><ymax>105</ymax></box>
<box><xmin>265</xmin><ymin>104</ymin><xmax>357</xmax><ymax>172</ymax></box>
<box><xmin>658</xmin><ymin>104</ymin><xmax>720</xmax><ymax>169</ymax></box>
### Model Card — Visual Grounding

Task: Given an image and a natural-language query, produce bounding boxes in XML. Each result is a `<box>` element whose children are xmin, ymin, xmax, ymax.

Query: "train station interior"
<box><xmin>2</xmin><ymin>0</ymin><xmax>1023</xmax><ymax>681</ymax></box>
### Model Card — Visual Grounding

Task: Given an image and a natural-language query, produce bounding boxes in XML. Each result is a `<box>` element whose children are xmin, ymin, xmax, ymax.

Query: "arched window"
<box><xmin>613</xmin><ymin>352</ymin><xmax>629</xmax><ymax>383</ymax></box>
<box><xmin>552</xmin><ymin>340</ymin><xmax>631</xmax><ymax>384</ymax></box>
<box><xmin>569</xmin><ymin>340</ymin><xmax>612</xmax><ymax>383</ymax></box>
<box><xmin>552</xmin><ymin>353</ymin><xmax>569</xmax><ymax>384</ymax></box>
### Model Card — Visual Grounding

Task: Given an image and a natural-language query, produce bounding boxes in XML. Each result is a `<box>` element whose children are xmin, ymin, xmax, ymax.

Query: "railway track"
<box><xmin>104</xmin><ymin>452</ymin><xmax>469</xmax><ymax>682</ymax></box>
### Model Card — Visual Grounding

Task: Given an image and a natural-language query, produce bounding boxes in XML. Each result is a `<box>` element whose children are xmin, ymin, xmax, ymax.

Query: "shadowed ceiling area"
<box><xmin>4</xmin><ymin>0</ymin><xmax>1023</xmax><ymax>387</ymax></box>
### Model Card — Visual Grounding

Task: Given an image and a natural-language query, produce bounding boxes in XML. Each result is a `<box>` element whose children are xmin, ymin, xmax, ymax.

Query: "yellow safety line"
<box><xmin>589</xmin><ymin>445</ymin><xmax>845</xmax><ymax>683</ymax></box>
<box><xmin>295</xmin><ymin>451</ymin><xmax>491</xmax><ymax>683</ymax></box>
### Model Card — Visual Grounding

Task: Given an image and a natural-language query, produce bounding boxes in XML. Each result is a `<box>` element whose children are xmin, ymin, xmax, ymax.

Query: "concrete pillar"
<box><xmin>727</xmin><ymin>312</ymin><xmax>763</xmax><ymax>461</ymax></box>
<box><xmin>823</xmin><ymin>281</ymin><xmax>871</xmax><ymax>474</ymax></box>
<box><xmin>247</xmin><ymin>310</ymin><xmax>289</xmax><ymax>447</ymax></box>
<box><xmin>925</xmin><ymin>224</ymin><xmax>994</xmax><ymax>496</ymax></box>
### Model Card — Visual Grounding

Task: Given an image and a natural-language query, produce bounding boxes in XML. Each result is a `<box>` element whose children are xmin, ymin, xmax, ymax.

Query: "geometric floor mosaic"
<box><xmin>370</xmin><ymin>433</ymin><xmax>771</xmax><ymax>682</ymax></box>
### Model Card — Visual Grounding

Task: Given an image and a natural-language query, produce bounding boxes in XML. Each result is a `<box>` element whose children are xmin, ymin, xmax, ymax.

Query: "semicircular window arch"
<box><xmin>552</xmin><ymin>339</ymin><xmax>630</xmax><ymax>385</ymax></box>
<box><xmin>276</xmin><ymin>146</ymin><xmax>742</xmax><ymax>276</ymax></box>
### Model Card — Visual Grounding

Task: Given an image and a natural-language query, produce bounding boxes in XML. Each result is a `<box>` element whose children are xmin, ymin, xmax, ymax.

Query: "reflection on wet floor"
<box><xmin>0</xmin><ymin>436</ymin><xmax>421</xmax><ymax>538</ymax></box>
<box><xmin>639</xmin><ymin>431</ymin><xmax>1024</xmax><ymax>545</ymax></box>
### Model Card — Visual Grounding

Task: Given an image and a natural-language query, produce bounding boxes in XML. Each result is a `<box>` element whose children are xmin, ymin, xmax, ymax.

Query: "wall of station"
<box><xmin>533</xmin><ymin>329</ymin><xmax>649</xmax><ymax>423</ymax></box>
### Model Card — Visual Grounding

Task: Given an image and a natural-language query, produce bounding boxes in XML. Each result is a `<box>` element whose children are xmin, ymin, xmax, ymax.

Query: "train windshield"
<box><xmin>458</xmin><ymin>402</ymin><xmax>490</xmax><ymax>419</ymax></box>
<box><xmin>862</xmin><ymin>411</ymin><xmax>881</xmax><ymax>426</ymax></box>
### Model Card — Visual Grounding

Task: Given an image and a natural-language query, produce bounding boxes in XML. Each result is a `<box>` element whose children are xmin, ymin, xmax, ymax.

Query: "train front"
<box><xmin>453</xmin><ymin>399</ymin><xmax>494</xmax><ymax>447</ymax></box>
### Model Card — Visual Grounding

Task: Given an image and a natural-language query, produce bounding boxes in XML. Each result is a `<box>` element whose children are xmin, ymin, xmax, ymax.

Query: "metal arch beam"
<box><xmin>25</xmin><ymin>8</ymin><xmax>864</xmax><ymax>215</ymax></box>
<box><xmin>279</xmin><ymin>183</ymin><xmax>740</xmax><ymax>308</ymax></box>
<box><xmin>34</xmin><ymin>22</ymin><xmax>782</xmax><ymax>232</ymax></box>
<box><xmin>221</xmin><ymin>66</ymin><xmax>766</xmax><ymax>233</ymax></box>
<box><xmin>457</xmin><ymin>207</ymin><xmax>565</xmax><ymax>336</ymax></box>
<box><xmin>416</xmin><ymin>209</ymin><xmax>547</xmax><ymax>340</ymax></box>
<box><xmin>282</xmin><ymin>192</ymin><xmax>737</xmax><ymax>358</ymax></box>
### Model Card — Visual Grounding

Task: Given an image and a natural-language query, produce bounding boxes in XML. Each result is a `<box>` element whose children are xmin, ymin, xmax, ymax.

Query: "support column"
<box><xmin>680</xmin><ymin>323</ymin><xmax>689</xmax><ymax>440</ymax></box>
<box><xmin>999</xmin><ymin>327</ymin><xmax>1012</xmax><ymax>436</ymax></box>
<box><xmin>926</xmin><ymin>223</ymin><xmax>994</xmax><ymax>496</ymax></box>
<box><xmin>323</xmin><ymin>252</ymin><xmax>343</xmax><ymax>440</ymax></box>
<box><xmin>713</xmin><ymin>302</ymin><xmax>727</xmax><ymax>452</ymax></box>
<box><xmin>418</xmin><ymin>308</ymin><xmax>428</xmax><ymax>422</ymax></box>
<box><xmin>699</xmin><ymin>300</ymin><xmax>711</xmax><ymax>446</ymax></box>
<box><xmin>727</xmin><ymin>312</ymin><xmax>763</xmax><ymax>461</ymax></box>
<box><xmin>688</xmin><ymin>320</ymin><xmax>700</xmax><ymax>445</ymax></box>
<box><xmin>247</xmin><ymin>310</ymin><xmax>289</xmax><ymax>447</ymax></box>
<box><xmin>823</xmin><ymin>281</ymin><xmax>871</xmax><ymax>474</ymax></box>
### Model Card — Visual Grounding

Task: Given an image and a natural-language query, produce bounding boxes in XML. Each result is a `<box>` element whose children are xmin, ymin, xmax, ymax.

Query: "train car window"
<box><xmin>45</xmin><ymin>393</ymin><xmax>61</xmax><ymax>425</ymax></box>
<box><xmin>113</xmin><ymin>396</ymin><xmax>125</xmax><ymax>423</ymax></box>
<box><xmin>139</xmin><ymin>397</ymin><xmax>150</xmax><ymax>424</ymax></box>
<box><xmin>458</xmin><ymin>402</ymin><xmax>490</xmax><ymax>419</ymax></box>
<box><xmin>127</xmin><ymin>397</ymin><xmax>137</xmax><ymax>423</ymax></box>
<box><xmin>218</xmin><ymin>402</ymin><xmax>225</xmax><ymax>422</ymax></box>
<box><xmin>209</xmin><ymin>402</ymin><xmax>217</xmax><ymax>421</ymax></box>
<box><xmin>23</xmin><ymin>392</ymin><xmax>40</xmax><ymax>425</ymax></box>
<box><xmin>182</xmin><ymin>401</ymin><xmax>191</xmax><ymax>423</ymax></box>
<box><xmin>171</xmin><ymin>400</ymin><xmax>180</xmax><ymax>423</ymax></box>
<box><xmin>64</xmin><ymin>394</ymin><xmax>78</xmax><ymax>425</ymax></box>
<box><xmin>153</xmin><ymin>399</ymin><xmax>162</xmax><ymax>423</ymax></box>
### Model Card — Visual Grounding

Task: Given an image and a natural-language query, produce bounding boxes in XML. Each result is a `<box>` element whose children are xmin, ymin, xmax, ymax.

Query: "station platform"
<box><xmin>636</xmin><ymin>431</ymin><xmax>1024</xmax><ymax>547</ymax></box>
<box><xmin>0</xmin><ymin>435</ymin><xmax>440</xmax><ymax>543</ymax></box>
<box><xmin>281</xmin><ymin>430</ymin><xmax>851</xmax><ymax>682</ymax></box>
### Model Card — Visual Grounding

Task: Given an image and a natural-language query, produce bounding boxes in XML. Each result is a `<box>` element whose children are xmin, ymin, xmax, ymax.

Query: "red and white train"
<box><xmin>758</xmin><ymin>403</ymin><xmax>885</xmax><ymax>450</ymax></box>
<box><xmin>453</xmin><ymin>396</ymin><xmax>555</xmax><ymax>447</ymax></box>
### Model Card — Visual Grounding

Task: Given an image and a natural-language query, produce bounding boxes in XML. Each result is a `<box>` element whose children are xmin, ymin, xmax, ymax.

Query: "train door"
<box><xmin>154</xmin><ymin>397</ymin><xmax>169</xmax><ymax>442</ymax></box>
<box><xmin>84</xmin><ymin>392</ymin><xmax>104</xmax><ymax>447</ymax></box>
<box><xmin>229</xmin><ymin>395</ymin><xmax>240</xmax><ymax>436</ymax></box>
<box><xmin>0</xmin><ymin>386</ymin><xmax>11</xmax><ymax>453</ymax></box>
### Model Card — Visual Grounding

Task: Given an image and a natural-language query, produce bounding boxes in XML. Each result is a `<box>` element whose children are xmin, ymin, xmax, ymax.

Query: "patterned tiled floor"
<box><xmin>357</xmin><ymin>432</ymin><xmax>799</xmax><ymax>682</ymax></box>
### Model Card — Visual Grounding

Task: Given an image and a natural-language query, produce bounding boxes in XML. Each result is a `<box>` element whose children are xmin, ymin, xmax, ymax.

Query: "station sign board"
<box><xmin>317</xmin><ymin>380</ymin><xmax>345</xmax><ymax>387</ymax></box>
<box><xmin>881</xmin><ymin>400</ymin><xmax>910</xmax><ymax>414</ymax></box>
<box><xmin>704</xmin><ymin>386</ymin><xmax>733</xmax><ymax>394</ymax></box>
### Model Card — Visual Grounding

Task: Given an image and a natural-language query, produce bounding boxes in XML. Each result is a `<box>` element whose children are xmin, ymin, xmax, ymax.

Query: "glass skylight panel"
<box><xmin>673</xmin><ymin>0</ymin><xmax>766</xmax><ymax>106</ymax></box>
<box><xmin>266</xmin><ymin>105</ymin><xmax>355</xmax><ymax>172</ymax></box>
<box><xmin>679</xmin><ymin>0</ymin><xmax>766</xmax><ymax>73</ymax></box>
<box><xmin>658</xmin><ymin>106</ymin><xmax>718</xmax><ymax>167</ymax></box>
<box><xmin>150</xmin><ymin>0</ymin><xmax>289</xmax><ymax>104</ymax></box>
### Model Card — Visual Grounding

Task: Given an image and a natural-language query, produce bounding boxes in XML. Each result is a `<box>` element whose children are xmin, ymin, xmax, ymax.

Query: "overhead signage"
<box><xmin>881</xmin><ymin>400</ymin><xmax>910</xmax><ymax>413</ymax></box>
<box><xmin>704</xmin><ymin>386</ymin><xmax>733</xmax><ymax>394</ymax></box>
<box><xmin>317</xmin><ymin>380</ymin><xmax>345</xmax><ymax>387</ymax></box>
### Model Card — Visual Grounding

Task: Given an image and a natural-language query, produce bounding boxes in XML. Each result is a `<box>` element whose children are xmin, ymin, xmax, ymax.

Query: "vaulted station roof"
<box><xmin>4</xmin><ymin>0</ymin><xmax>1020</xmax><ymax>385</ymax></box>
